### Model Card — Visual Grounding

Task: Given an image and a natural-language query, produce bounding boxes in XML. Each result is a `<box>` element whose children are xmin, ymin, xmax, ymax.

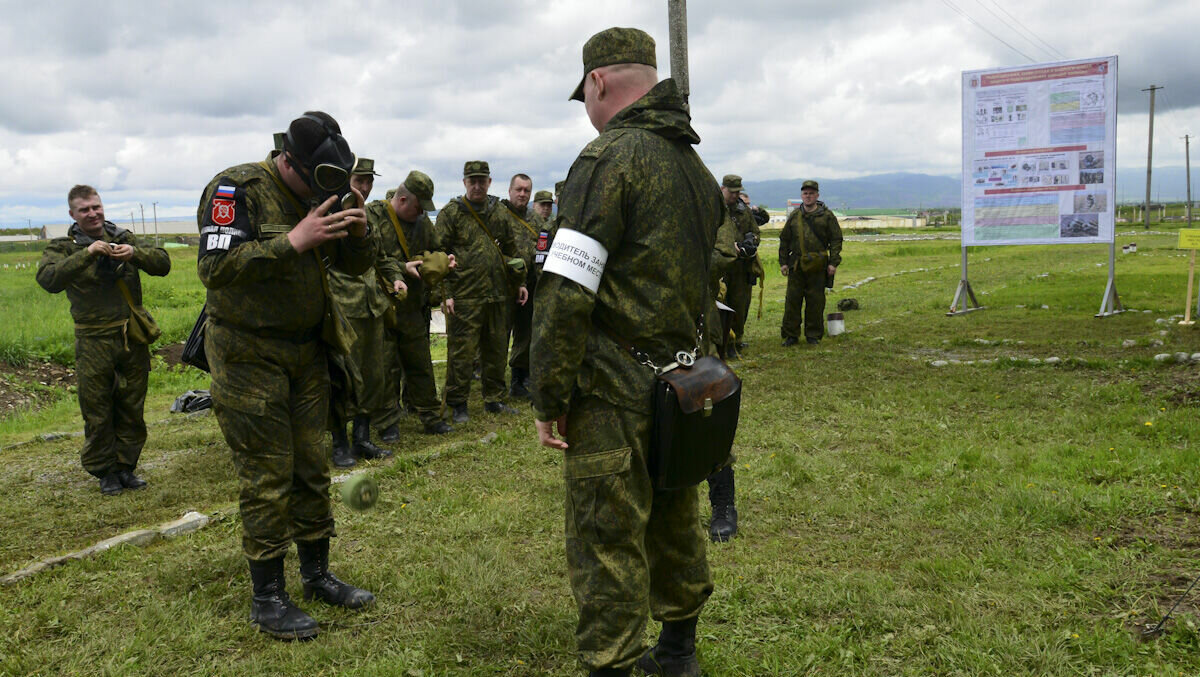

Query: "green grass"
<box><xmin>3</xmin><ymin>234</ymin><xmax>1200</xmax><ymax>674</ymax></box>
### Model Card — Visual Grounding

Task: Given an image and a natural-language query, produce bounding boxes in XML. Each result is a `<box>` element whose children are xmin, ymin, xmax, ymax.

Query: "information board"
<box><xmin>961</xmin><ymin>57</ymin><xmax>1117</xmax><ymax>246</ymax></box>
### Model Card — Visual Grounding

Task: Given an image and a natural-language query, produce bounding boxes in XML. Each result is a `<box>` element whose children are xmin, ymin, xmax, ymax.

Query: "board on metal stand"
<box><xmin>1095</xmin><ymin>240</ymin><xmax>1124</xmax><ymax>317</ymax></box>
<box><xmin>947</xmin><ymin>247</ymin><xmax>985</xmax><ymax>316</ymax></box>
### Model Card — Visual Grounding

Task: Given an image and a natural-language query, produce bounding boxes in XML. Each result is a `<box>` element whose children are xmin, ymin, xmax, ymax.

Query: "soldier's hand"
<box><xmin>517</xmin><ymin>285</ymin><xmax>529</xmax><ymax>306</ymax></box>
<box><xmin>447</xmin><ymin>254</ymin><xmax>458</xmax><ymax>270</ymax></box>
<box><xmin>392</xmin><ymin>279</ymin><xmax>408</xmax><ymax>296</ymax></box>
<box><xmin>442</xmin><ymin>298</ymin><xmax>455</xmax><ymax>315</ymax></box>
<box><xmin>780</xmin><ymin>265</ymin><xmax>789</xmax><ymax>277</ymax></box>
<box><xmin>288</xmin><ymin>196</ymin><xmax>346</xmax><ymax>253</ymax></box>
<box><xmin>109</xmin><ymin>244</ymin><xmax>134</xmax><ymax>261</ymax></box>
<box><xmin>536</xmin><ymin>416</ymin><xmax>568</xmax><ymax>450</ymax></box>
<box><xmin>827</xmin><ymin>264</ymin><xmax>836</xmax><ymax>276</ymax></box>
<box><xmin>87</xmin><ymin>241</ymin><xmax>113</xmax><ymax>257</ymax></box>
<box><xmin>344</xmin><ymin>187</ymin><xmax>368</xmax><ymax>238</ymax></box>
<box><xmin>404</xmin><ymin>260</ymin><xmax>422</xmax><ymax>279</ymax></box>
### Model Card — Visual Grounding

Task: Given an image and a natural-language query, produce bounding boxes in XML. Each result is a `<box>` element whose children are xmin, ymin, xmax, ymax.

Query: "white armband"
<box><xmin>542</xmin><ymin>228</ymin><xmax>608</xmax><ymax>293</ymax></box>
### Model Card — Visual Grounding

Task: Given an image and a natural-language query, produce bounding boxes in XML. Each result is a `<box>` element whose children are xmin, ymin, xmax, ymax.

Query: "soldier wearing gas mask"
<box><xmin>196</xmin><ymin>111</ymin><xmax>378</xmax><ymax>640</ymax></box>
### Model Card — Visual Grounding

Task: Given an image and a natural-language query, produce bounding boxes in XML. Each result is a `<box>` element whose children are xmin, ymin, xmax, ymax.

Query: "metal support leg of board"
<box><xmin>947</xmin><ymin>247</ymin><xmax>985</xmax><ymax>316</ymax></box>
<box><xmin>1095</xmin><ymin>240</ymin><xmax>1125</xmax><ymax>317</ymax></box>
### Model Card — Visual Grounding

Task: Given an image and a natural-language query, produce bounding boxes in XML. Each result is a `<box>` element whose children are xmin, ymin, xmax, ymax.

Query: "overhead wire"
<box><xmin>985</xmin><ymin>0</ymin><xmax>1068</xmax><ymax>60</ymax></box>
<box><xmin>939</xmin><ymin>0</ymin><xmax>1037</xmax><ymax>63</ymax></box>
<box><xmin>970</xmin><ymin>0</ymin><xmax>1058</xmax><ymax>62</ymax></box>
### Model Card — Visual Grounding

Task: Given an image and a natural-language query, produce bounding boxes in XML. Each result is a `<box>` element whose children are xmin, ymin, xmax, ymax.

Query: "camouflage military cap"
<box><xmin>352</xmin><ymin>157</ymin><xmax>381</xmax><ymax>176</ymax></box>
<box><xmin>463</xmin><ymin>160</ymin><xmax>490</xmax><ymax>178</ymax></box>
<box><xmin>570</xmin><ymin>27</ymin><xmax>657</xmax><ymax>101</ymax></box>
<box><xmin>554</xmin><ymin>180</ymin><xmax>565</xmax><ymax>197</ymax></box>
<box><xmin>721</xmin><ymin>174</ymin><xmax>744</xmax><ymax>192</ymax></box>
<box><xmin>533</xmin><ymin>190</ymin><xmax>554</xmax><ymax>203</ymax></box>
<box><xmin>802</xmin><ymin>180</ymin><xmax>820</xmax><ymax>191</ymax></box>
<box><xmin>403</xmin><ymin>170</ymin><xmax>436</xmax><ymax>211</ymax></box>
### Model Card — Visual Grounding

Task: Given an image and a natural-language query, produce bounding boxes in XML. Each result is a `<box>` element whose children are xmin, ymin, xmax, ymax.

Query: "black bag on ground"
<box><xmin>650</xmin><ymin>356</ymin><xmax>741</xmax><ymax>490</ymax></box>
<box><xmin>181</xmin><ymin>307</ymin><xmax>210</xmax><ymax>373</ymax></box>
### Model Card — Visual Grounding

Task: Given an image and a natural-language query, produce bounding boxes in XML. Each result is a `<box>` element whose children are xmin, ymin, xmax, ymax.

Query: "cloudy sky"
<box><xmin>1</xmin><ymin>0</ymin><xmax>1196</xmax><ymax>227</ymax></box>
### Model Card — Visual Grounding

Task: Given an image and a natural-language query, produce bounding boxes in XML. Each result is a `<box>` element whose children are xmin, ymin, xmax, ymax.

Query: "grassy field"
<box><xmin>3</xmin><ymin>231</ymin><xmax>1200</xmax><ymax>675</ymax></box>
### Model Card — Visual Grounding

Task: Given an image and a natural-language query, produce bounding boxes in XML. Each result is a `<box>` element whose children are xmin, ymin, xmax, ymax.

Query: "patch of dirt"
<box><xmin>155</xmin><ymin>341</ymin><xmax>186</xmax><ymax>368</ymax></box>
<box><xmin>0</xmin><ymin>361</ymin><xmax>74</xmax><ymax>416</ymax></box>
<box><xmin>1103</xmin><ymin>510</ymin><xmax>1200</xmax><ymax>637</ymax></box>
<box><xmin>1107</xmin><ymin>510</ymin><xmax>1200</xmax><ymax>552</ymax></box>
<box><xmin>1140</xmin><ymin>369</ymin><xmax>1200</xmax><ymax>407</ymax></box>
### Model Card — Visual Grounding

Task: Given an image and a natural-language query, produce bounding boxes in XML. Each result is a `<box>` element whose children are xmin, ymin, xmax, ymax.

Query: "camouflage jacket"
<box><xmin>369</xmin><ymin>199</ymin><xmax>443</xmax><ymax>316</ymax></box>
<box><xmin>196</xmin><ymin>152</ymin><xmax>376</xmax><ymax>334</ymax></box>
<box><xmin>779</xmin><ymin>201</ymin><xmax>843</xmax><ymax>268</ymax></box>
<box><xmin>37</xmin><ymin>222</ymin><xmax>171</xmax><ymax>336</ymax></box>
<box><xmin>729</xmin><ymin>201</ymin><xmax>761</xmax><ymax>268</ymax></box>
<box><xmin>501</xmin><ymin>199</ymin><xmax>545</xmax><ymax>285</ymax></box>
<box><xmin>328</xmin><ymin>258</ymin><xmax>390</xmax><ymax>321</ymax></box>
<box><xmin>531</xmin><ymin>78</ymin><xmax>725</xmax><ymax>420</ymax></box>
<box><xmin>435</xmin><ymin>195</ymin><xmax>527</xmax><ymax>304</ymax></box>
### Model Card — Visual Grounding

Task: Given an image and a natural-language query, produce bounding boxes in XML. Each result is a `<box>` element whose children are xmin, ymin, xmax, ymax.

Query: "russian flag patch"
<box><xmin>215</xmin><ymin>185</ymin><xmax>236</xmax><ymax>199</ymax></box>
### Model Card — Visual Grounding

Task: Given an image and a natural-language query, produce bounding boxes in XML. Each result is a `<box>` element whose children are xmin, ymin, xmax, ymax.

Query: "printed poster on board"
<box><xmin>961</xmin><ymin>56</ymin><xmax>1117</xmax><ymax>246</ymax></box>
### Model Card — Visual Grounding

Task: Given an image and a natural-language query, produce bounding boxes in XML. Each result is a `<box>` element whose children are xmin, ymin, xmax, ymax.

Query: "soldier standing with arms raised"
<box><xmin>532</xmin><ymin>28</ymin><xmax>721</xmax><ymax>677</ymax></box>
<box><xmin>37</xmin><ymin>185</ymin><xmax>170</xmax><ymax>496</ymax></box>
<box><xmin>197</xmin><ymin>112</ymin><xmax>376</xmax><ymax>640</ymax></box>
<box><xmin>779</xmin><ymin>180</ymin><xmax>843</xmax><ymax>345</ymax></box>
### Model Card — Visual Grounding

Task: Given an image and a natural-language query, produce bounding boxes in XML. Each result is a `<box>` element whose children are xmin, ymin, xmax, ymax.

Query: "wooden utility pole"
<box><xmin>668</xmin><ymin>0</ymin><xmax>689</xmax><ymax>103</ymax></box>
<box><xmin>1143</xmin><ymin>85</ymin><xmax>1162</xmax><ymax>229</ymax></box>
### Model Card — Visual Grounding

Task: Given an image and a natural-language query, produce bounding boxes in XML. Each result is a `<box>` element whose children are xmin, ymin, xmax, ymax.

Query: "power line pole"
<box><xmin>1143</xmin><ymin>85</ymin><xmax>1162</xmax><ymax>230</ymax></box>
<box><xmin>1186</xmin><ymin>134</ymin><xmax>1193</xmax><ymax>228</ymax></box>
<box><xmin>667</xmin><ymin>0</ymin><xmax>689</xmax><ymax>104</ymax></box>
<box><xmin>152</xmin><ymin>202</ymin><xmax>159</xmax><ymax>247</ymax></box>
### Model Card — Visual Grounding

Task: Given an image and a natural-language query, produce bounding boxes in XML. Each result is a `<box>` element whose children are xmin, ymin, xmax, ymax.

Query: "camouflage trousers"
<box><xmin>563</xmin><ymin>395</ymin><xmax>714</xmax><ymax>672</ymax></box>
<box><xmin>781</xmin><ymin>268</ymin><xmax>827</xmax><ymax>341</ymax></box>
<box><xmin>206</xmin><ymin>322</ymin><xmax>335</xmax><ymax>561</ymax></box>
<box><xmin>74</xmin><ymin>332</ymin><xmax>150</xmax><ymax>478</ymax></box>
<box><xmin>389</xmin><ymin>310</ymin><xmax>442</xmax><ymax>426</ymax></box>
<box><xmin>724</xmin><ymin>262</ymin><xmax>754</xmax><ymax>341</ymax></box>
<box><xmin>508</xmin><ymin>277</ymin><xmax>537</xmax><ymax>372</ymax></box>
<box><xmin>332</xmin><ymin>314</ymin><xmax>397</xmax><ymax>427</ymax></box>
<box><xmin>444</xmin><ymin>300</ymin><xmax>507</xmax><ymax>406</ymax></box>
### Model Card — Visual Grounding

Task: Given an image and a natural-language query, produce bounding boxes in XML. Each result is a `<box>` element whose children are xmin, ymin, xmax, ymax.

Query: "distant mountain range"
<box><xmin>745</xmin><ymin>167</ymin><xmax>1198</xmax><ymax>210</ymax></box>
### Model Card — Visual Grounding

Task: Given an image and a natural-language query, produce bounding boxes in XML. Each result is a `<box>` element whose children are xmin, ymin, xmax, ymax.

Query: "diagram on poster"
<box><xmin>961</xmin><ymin>57</ymin><xmax>1117</xmax><ymax>246</ymax></box>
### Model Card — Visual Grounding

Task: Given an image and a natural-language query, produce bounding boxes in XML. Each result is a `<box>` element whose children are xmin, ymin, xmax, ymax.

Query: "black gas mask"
<box><xmin>278</xmin><ymin>114</ymin><xmax>357</xmax><ymax>213</ymax></box>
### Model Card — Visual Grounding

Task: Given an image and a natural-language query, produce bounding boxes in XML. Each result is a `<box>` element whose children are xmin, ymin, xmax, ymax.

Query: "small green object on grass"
<box><xmin>340</xmin><ymin>474</ymin><xmax>379</xmax><ymax>511</ymax></box>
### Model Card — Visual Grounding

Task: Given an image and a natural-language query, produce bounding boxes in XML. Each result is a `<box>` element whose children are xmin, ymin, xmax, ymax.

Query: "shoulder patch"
<box><xmin>199</xmin><ymin>177</ymin><xmax>253</xmax><ymax>259</ymax></box>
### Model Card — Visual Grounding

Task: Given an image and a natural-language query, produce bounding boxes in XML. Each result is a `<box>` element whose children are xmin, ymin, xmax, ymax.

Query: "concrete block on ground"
<box><xmin>158</xmin><ymin>511</ymin><xmax>210</xmax><ymax>539</ymax></box>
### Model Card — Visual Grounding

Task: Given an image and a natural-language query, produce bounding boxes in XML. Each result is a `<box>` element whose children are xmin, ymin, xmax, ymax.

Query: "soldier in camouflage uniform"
<box><xmin>327</xmin><ymin>157</ymin><xmax>397</xmax><ymax>467</ymax></box>
<box><xmin>371</xmin><ymin>170</ymin><xmax>455</xmax><ymax>435</ymax></box>
<box><xmin>197</xmin><ymin>112</ymin><xmax>376</xmax><ymax>640</ymax></box>
<box><xmin>500</xmin><ymin>173</ymin><xmax>543</xmax><ymax>399</ymax></box>
<box><xmin>37</xmin><ymin>185</ymin><xmax>170</xmax><ymax>496</ymax></box>
<box><xmin>532</xmin><ymin>189</ymin><xmax>554</xmax><ymax>222</ymax></box>
<box><xmin>532</xmin><ymin>28</ymin><xmax>719</xmax><ymax>677</ymax></box>
<box><xmin>436</xmin><ymin>160</ymin><xmax>529</xmax><ymax>423</ymax></box>
<box><xmin>779</xmin><ymin>180</ymin><xmax>843</xmax><ymax>345</ymax></box>
<box><xmin>718</xmin><ymin>174</ymin><xmax>761</xmax><ymax>360</ymax></box>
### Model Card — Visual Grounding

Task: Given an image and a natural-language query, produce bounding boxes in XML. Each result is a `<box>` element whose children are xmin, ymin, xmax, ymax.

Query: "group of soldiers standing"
<box><xmin>34</xmin><ymin>24</ymin><xmax>849</xmax><ymax>677</ymax></box>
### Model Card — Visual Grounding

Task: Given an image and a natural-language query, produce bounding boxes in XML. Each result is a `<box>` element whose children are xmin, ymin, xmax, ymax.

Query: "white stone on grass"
<box><xmin>1154</xmin><ymin>353</ymin><xmax>1172</xmax><ymax>362</ymax></box>
<box><xmin>1122</xmin><ymin>340</ymin><xmax>1137</xmax><ymax>348</ymax></box>
<box><xmin>1176</xmin><ymin>352</ymin><xmax>1192</xmax><ymax>363</ymax></box>
<box><xmin>1045</xmin><ymin>357</ymin><xmax>1062</xmax><ymax>365</ymax></box>
<box><xmin>930</xmin><ymin>360</ymin><xmax>949</xmax><ymax>367</ymax></box>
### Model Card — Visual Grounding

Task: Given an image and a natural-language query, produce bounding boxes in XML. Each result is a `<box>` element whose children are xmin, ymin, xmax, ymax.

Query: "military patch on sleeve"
<box><xmin>534</xmin><ymin>229</ymin><xmax>551</xmax><ymax>265</ymax></box>
<box><xmin>199</xmin><ymin>179</ymin><xmax>252</xmax><ymax>258</ymax></box>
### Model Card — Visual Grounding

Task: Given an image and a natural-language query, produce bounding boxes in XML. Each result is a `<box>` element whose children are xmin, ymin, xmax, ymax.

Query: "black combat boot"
<box><xmin>116</xmin><ymin>467</ymin><xmax>148</xmax><ymax>490</ymax></box>
<box><xmin>485</xmin><ymin>401</ymin><xmax>519</xmax><ymax>415</ymax></box>
<box><xmin>248</xmin><ymin>556</ymin><xmax>319</xmax><ymax>640</ymax></box>
<box><xmin>296</xmin><ymin>538</ymin><xmax>375</xmax><ymax>609</ymax></box>
<box><xmin>352</xmin><ymin>415</ymin><xmax>391</xmax><ymax>460</ymax></box>
<box><xmin>99</xmin><ymin>472</ymin><xmax>123</xmax><ymax>496</ymax></box>
<box><xmin>509</xmin><ymin>368</ymin><xmax>531</xmax><ymax>399</ymax></box>
<box><xmin>781</xmin><ymin>336</ymin><xmax>799</xmax><ymax>347</ymax></box>
<box><xmin>451</xmin><ymin>403</ymin><xmax>469</xmax><ymax>424</ymax></box>
<box><xmin>379</xmin><ymin>424</ymin><xmax>400</xmax><ymax>443</ymax></box>
<box><xmin>707</xmin><ymin>466</ymin><xmax>738</xmax><ymax>543</ymax></box>
<box><xmin>331</xmin><ymin>424</ymin><xmax>355</xmax><ymax>468</ymax></box>
<box><xmin>636</xmin><ymin>616</ymin><xmax>702</xmax><ymax>676</ymax></box>
<box><xmin>423</xmin><ymin>420</ymin><xmax>453</xmax><ymax>435</ymax></box>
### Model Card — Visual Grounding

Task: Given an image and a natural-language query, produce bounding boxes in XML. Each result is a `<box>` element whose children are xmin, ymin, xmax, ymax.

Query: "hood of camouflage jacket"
<box><xmin>69</xmin><ymin>220</ymin><xmax>127</xmax><ymax>245</ymax></box>
<box><xmin>603</xmin><ymin>78</ymin><xmax>700</xmax><ymax>145</ymax></box>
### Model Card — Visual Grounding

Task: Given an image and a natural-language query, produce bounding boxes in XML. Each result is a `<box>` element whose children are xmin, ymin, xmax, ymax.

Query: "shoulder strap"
<box><xmin>509</xmin><ymin>208</ymin><xmax>539</xmax><ymax>237</ymax></box>
<box><xmin>258</xmin><ymin>160</ymin><xmax>307</xmax><ymax>217</ymax></box>
<box><xmin>115</xmin><ymin>279</ymin><xmax>138</xmax><ymax>309</ymax></box>
<box><xmin>383</xmin><ymin>201</ymin><xmax>412</xmax><ymax>260</ymax></box>
<box><xmin>460</xmin><ymin>199</ymin><xmax>505</xmax><ymax>259</ymax></box>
